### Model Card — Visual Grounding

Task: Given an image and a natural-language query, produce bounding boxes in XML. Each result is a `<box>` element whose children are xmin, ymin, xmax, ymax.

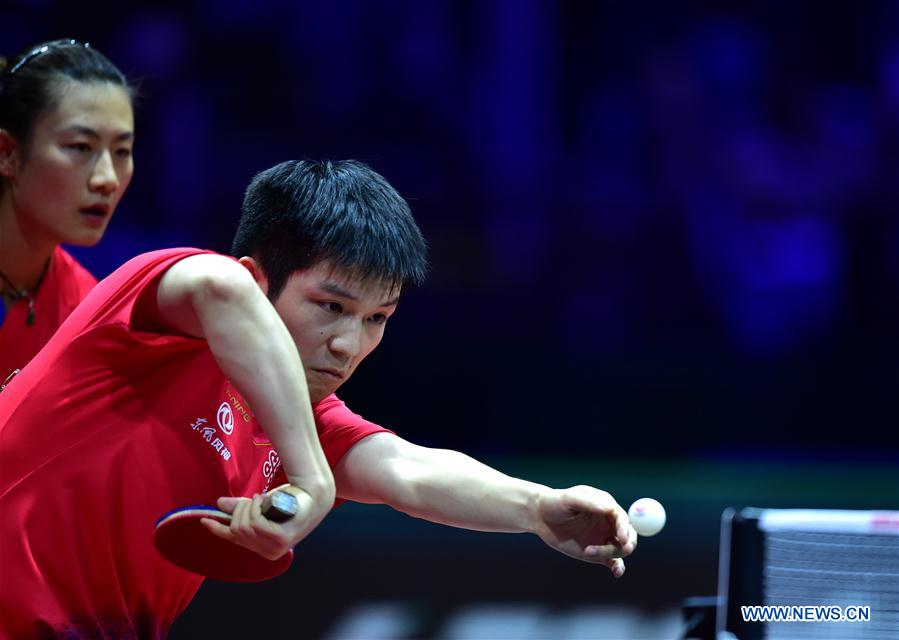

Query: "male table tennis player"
<box><xmin>0</xmin><ymin>160</ymin><xmax>637</xmax><ymax>638</ymax></box>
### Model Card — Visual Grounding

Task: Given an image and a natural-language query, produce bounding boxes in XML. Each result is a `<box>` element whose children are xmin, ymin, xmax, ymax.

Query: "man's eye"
<box><xmin>323</xmin><ymin>302</ymin><xmax>342</xmax><ymax>314</ymax></box>
<box><xmin>66</xmin><ymin>143</ymin><xmax>92</xmax><ymax>153</ymax></box>
<box><xmin>369</xmin><ymin>313</ymin><xmax>387</xmax><ymax>325</ymax></box>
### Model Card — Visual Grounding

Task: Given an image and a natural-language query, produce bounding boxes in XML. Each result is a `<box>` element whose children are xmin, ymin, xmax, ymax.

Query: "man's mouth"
<box><xmin>313</xmin><ymin>369</ymin><xmax>345</xmax><ymax>381</ymax></box>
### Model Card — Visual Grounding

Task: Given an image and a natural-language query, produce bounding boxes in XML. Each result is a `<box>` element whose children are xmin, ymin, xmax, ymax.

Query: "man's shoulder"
<box><xmin>61</xmin><ymin>248</ymin><xmax>220</xmax><ymax>335</ymax></box>
<box><xmin>313</xmin><ymin>394</ymin><xmax>390</xmax><ymax>433</ymax></box>
<box><xmin>93</xmin><ymin>248</ymin><xmax>220</xmax><ymax>296</ymax></box>
<box><xmin>312</xmin><ymin>393</ymin><xmax>357</xmax><ymax>421</ymax></box>
<box><xmin>115</xmin><ymin>247</ymin><xmax>221</xmax><ymax>274</ymax></box>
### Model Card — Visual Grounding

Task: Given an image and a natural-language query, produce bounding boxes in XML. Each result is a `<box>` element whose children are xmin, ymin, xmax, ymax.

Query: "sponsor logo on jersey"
<box><xmin>190</xmin><ymin>417</ymin><xmax>232</xmax><ymax>461</ymax></box>
<box><xmin>262</xmin><ymin>449</ymin><xmax>281</xmax><ymax>493</ymax></box>
<box><xmin>217</xmin><ymin>401</ymin><xmax>234</xmax><ymax>435</ymax></box>
<box><xmin>225</xmin><ymin>387</ymin><xmax>253</xmax><ymax>423</ymax></box>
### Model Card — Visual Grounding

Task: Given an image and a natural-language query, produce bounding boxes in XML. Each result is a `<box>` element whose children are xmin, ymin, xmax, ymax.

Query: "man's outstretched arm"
<box><xmin>155</xmin><ymin>253</ymin><xmax>335</xmax><ymax>559</ymax></box>
<box><xmin>333</xmin><ymin>432</ymin><xmax>637</xmax><ymax>577</ymax></box>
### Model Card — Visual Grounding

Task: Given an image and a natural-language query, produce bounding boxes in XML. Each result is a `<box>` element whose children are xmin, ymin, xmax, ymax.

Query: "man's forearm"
<box><xmin>386</xmin><ymin>447</ymin><xmax>552</xmax><ymax>533</ymax></box>
<box><xmin>337</xmin><ymin>434</ymin><xmax>635</xmax><ymax>573</ymax></box>
<box><xmin>159</xmin><ymin>255</ymin><xmax>334</xmax><ymax>500</ymax></box>
<box><xmin>195</xmin><ymin>279</ymin><xmax>331</xmax><ymax>490</ymax></box>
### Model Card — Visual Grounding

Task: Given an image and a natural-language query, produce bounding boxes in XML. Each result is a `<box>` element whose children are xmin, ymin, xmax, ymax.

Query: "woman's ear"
<box><xmin>0</xmin><ymin>129</ymin><xmax>20</xmax><ymax>179</ymax></box>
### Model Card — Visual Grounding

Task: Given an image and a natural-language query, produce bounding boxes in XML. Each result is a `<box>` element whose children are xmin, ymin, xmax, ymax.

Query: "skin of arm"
<box><xmin>334</xmin><ymin>432</ymin><xmax>637</xmax><ymax>576</ymax></box>
<box><xmin>155</xmin><ymin>253</ymin><xmax>335</xmax><ymax>558</ymax></box>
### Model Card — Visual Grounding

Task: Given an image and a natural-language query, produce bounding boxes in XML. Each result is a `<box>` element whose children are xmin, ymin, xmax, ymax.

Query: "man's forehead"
<box><xmin>301</xmin><ymin>261</ymin><xmax>401</xmax><ymax>302</ymax></box>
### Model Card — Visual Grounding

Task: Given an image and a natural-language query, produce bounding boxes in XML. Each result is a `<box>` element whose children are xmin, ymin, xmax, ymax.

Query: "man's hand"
<box><xmin>534</xmin><ymin>485</ymin><xmax>637</xmax><ymax>577</ymax></box>
<box><xmin>201</xmin><ymin>484</ymin><xmax>332</xmax><ymax>561</ymax></box>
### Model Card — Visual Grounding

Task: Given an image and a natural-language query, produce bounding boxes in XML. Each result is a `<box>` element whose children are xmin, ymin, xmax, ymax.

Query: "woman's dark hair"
<box><xmin>232</xmin><ymin>160</ymin><xmax>429</xmax><ymax>301</ymax></box>
<box><xmin>0</xmin><ymin>39</ymin><xmax>133</xmax><ymax>147</ymax></box>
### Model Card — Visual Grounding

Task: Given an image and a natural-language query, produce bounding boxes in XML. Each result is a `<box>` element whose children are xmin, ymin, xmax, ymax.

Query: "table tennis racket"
<box><xmin>153</xmin><ymin>490</ymin><xmax>299</xmax><ymax>582</ymax></box>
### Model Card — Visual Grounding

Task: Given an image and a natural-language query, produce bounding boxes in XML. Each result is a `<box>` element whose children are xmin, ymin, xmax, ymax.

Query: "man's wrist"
<box><xmin>525</xmin><ymin>484</ymin><xmax>556</xmax><ymax>534</ymax></box>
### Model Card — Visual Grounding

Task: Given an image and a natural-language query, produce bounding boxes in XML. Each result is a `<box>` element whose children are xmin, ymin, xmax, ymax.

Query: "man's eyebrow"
<box><xmin>319</xmin><ymin>282</ymin><xmax>400</xmax><ymax>307</ymax></box>
<box><xmin>63</xmin><ymin>125</ymin><xmax>134</xmax><ymax>142</ymax></box>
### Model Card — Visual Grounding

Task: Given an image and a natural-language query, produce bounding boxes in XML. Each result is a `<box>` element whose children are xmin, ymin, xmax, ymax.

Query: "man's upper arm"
<box><xmin>154</xmin><ymin>254</ymin><xmax>254</xmax><ymax>339</ymax></box>
<box><xmin>333</xmin><ymin>432</ymin><xmax>424</xmax><ymax>505</ymax></box>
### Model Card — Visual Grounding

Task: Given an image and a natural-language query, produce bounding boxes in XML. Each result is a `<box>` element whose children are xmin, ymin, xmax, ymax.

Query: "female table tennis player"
<box><xmin>0</xmin><ymin>39</ymin><xmax>135</xmax><ymax>379</ymax></box>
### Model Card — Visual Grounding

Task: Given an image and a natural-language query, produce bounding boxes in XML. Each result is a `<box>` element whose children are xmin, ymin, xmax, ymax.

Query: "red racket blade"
<box><xmin>153</xmin><ymin>505</ymin><xmax>293</xmax><ymax>582</ymax></box>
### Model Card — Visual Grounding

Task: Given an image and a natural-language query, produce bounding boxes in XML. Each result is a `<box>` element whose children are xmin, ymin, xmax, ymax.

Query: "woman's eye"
<box><xmin>115</xmin><ymin>147</ymin><xmax>133</xmax><ymax>159</ymax></box>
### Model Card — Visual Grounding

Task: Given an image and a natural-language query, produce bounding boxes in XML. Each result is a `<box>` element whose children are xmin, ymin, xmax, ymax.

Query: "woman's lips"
<box><xmin>80</xmin><ymin>205</ymin><xmax>111</xmax><ymax>227</ymax></box>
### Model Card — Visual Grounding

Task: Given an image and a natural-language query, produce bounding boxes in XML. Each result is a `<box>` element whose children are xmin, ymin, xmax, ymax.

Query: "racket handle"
<box><xmin>261</xmin><ymin>490</ymin><xmax>299</xmax><ymax>523</ymax></box>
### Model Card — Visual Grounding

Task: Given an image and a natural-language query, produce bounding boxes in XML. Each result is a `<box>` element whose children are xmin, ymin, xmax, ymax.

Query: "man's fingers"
<box><xmin>624</xmin><ymin>524</ymin><xmax>638</xmax><ymax>554</ymax></box>
<box><xmin>236</xmin><ymin>494</ymin><xmax>263</xmax><ymax>533</ymax></box>
<box><xmin>561</xmin><ymin>488</ymin><xmax>631</xmax><ymax>544</ymax></box>
<box><xmin>583</xmin><ymin>543</ymin><xmax>626</xmax><ymax>561</ymax></box>
<box><xmin>207</xmin><ymin>495</ymin><xmax>284</xmax><ymax>542</ymax></box>
<box><xmin>200</xmin><ymin>513</ymin><xmax>288</xmax><ymax>561</ymax></box>
<box><xmin>207</xmin><ymin>490</ymin><xmax>321</xmax><ymax>561</ymax></box>
<box><xmin>217</xmin><ymin>494</ymin><xmax>274</xmax><ymax>531</ymax></box>
<box><xmin>582</xmin><ymin>545</ymin><xmax>626</xmax><ymax>576</ymax></box>
<box><xmin>606</xmin><ymin>557</ymin><xmax>625</xmax><ymax>578</ymax></box>
<box><xmin>201</xmin><ymin>516</ymin><xmax>235</xmax><ymax>541</ymax></box>
<box><xmin>216</xmin><ymin>496</ymin><xmax>241</xmax><ymax>513</ymax></box>
<box><xmin>560</xmin><ymin>487</ymin><xmax>614</xmax><ymax>513</ymax></box>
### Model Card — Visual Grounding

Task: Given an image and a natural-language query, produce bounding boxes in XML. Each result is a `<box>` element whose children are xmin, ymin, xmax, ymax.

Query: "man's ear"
<box><xmin>0</xmin><ymin>129</ymin><xmax>21</xmax><ymax>179</ymax></box>
<box><xmin>238</xmin><ymin>256</ymin><xmax>269</xmax><ymax>297</ymax></box>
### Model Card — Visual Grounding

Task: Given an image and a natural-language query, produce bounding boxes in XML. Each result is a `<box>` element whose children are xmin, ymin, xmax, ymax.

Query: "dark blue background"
<box><xmin>5</xmin><ymin>0</ymin><xmax>897</xmax><ymax>459</ymax></box>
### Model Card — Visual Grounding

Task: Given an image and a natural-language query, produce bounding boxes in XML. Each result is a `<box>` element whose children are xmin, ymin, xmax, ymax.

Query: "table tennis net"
<box><xmin>717</xmin><ymin>508</ymin><xmax>899</xmax><ymax>640</ymax></box>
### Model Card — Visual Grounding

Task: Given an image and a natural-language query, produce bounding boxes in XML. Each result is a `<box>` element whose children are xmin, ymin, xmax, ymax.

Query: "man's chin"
<box><xmin>308</xmin><ymin>383</ymin><xmax>337</xmax><ymax>404</ymax></box>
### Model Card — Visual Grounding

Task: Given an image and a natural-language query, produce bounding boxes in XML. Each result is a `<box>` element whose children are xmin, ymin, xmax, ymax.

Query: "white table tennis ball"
<box><xmin>628</xmin><ymin>497</ymin><xmax>666</xmax><ymax>537</ymax></box>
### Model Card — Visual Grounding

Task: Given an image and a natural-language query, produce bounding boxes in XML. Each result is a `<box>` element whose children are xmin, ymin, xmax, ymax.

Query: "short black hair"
<box><xmin>232</xmin><ymin>160</ymin><xmax>428</xmax><ymax>301</ymax></box>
